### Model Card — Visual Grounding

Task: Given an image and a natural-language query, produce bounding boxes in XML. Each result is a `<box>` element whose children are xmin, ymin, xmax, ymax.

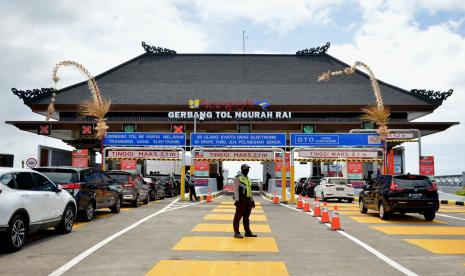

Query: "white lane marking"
<box><xmin>260</xmin><ymin>194</ymin><xmax>418</xmax><ymax>276</ymax></box>
<box><xmin>49</xmin><ymin>197</ymin><xmax>180</xmax><ymax>276</ymax></box>
<box><xmin>437</xmin><ymin>213</ymin><xmax>465</xmax><ymax>221</ymax></box>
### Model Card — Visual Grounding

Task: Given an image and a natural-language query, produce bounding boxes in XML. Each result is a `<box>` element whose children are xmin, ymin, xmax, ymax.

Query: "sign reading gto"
<box><xmin>108</xmin><ymin>151</ymin><xmax>180</xmax><ymax>159</ymax></box>
<box><xmin>202</xmin><ymin>151</ymin><xmax>274</xmax><ymax>160</ymax></box>
<box><xmin>298</xmin><ymin>150</ymin><xmax>379</xmax><ymax>159</ymax></box>
<box><xmin>291</xmin><ymin>133</ymin><xmax>382</xmax><ymax>147</ymax></box>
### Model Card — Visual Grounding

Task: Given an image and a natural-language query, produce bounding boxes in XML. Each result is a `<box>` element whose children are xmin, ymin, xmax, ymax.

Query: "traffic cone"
<box><xmin>319</xmin><ymin>202</ymin><xmax>330</xmax><ymax>223</ymax></box>
<box><xmin>206</xmin><ymin>189</ymin><xmax>212</xmax><ymax>203</ymax></box>
<box><xmin>329</xmin><ymin>206</ymin><xmax>342</xmax><ymax>231</ymax></box>
<box><xmin>303</xmin><ymin>196</ymin><xmax>310</xmax><ymax>212</ymax></box>
<box><xmin>297</xmin><ymin>195</ymin><xmax>303</xmax><ymax>209</ymax></box>
<box><xmin>272</xmin><ymin>191</ymin><xmax>279</xmax><ymax>204</ymax></box>
<box><xmin>313</xmin><ymin>198</ymin><xmax>321</xmax><ymax>217</ymax></box>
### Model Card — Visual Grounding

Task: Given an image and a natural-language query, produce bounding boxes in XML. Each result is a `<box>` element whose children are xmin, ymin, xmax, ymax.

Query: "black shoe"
<box><xmin>234</xmin><ymin>233</ymin><xmax>243</xmax><ymax>239</ymax></box>
<box><xmin>245</xmin><ymin>233</ymin><xmax>257</xmax><ymax>237</ymax></box>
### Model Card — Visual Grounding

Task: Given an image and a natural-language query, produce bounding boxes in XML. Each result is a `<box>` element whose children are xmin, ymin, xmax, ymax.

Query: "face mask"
<box><xmin>241</xmin><ymin>168</ymin><xmax>249</xmax><ymax>176</ymax></box>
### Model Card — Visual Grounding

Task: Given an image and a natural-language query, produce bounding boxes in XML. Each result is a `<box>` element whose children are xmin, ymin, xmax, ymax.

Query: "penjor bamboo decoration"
<box><xmin>46</xmin><ymin>61</ymin><xmax>111</xmax><ymax>139</ymax></box>
<box><xmin>317</xmin><ymin>61</ymin><xmax>390</xmax><ymax>137</ymax></box>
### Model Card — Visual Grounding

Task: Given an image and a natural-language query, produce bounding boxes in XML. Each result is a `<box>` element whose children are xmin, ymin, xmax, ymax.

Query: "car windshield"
<box><xmin>34</xmin><ymin>169</ymin><xmax>78</xmax><ymax>184</ymax></box>
<box><xmin>393</xmin><ymin>175</ymin><xmax>432</xmax><ymax>188</ymax></box>
<box><xmin>329</xmin><ymin>179</ymin><xmax>348</xmax><ymax>185</ymax></box>
<box><xmin>107</xmin><ymin>173</ymin><xmax>130</xmax><ymax>182</ymax></box>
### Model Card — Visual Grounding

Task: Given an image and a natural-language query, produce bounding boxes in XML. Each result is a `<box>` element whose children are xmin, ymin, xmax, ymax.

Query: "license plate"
<box><xmin>336</xmin><ymin>187</ymin><xmax>344</xmax><ymax>191</ymax></box>
<box><xmin>409</xmin><ymin>193</ymin><xmax>423</xmax><ymax>198</ymax></box>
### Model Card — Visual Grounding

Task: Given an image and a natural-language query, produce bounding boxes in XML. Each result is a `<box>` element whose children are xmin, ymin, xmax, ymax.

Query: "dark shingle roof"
<box><xmin>28</xmin><ymin>53</ymin><xmax>435</xmax><ymax>106</ymax></box>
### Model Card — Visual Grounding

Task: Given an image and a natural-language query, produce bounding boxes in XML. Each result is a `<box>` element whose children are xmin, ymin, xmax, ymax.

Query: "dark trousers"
<box><xmin>233</xmin><ymin>198</ymin><xmax>253</xmax><ymax>234</ymax></box>
<box><xmin>189</xmin><ymin>184</ymin><xmax>198</xmax><ymax>201</ymax></box>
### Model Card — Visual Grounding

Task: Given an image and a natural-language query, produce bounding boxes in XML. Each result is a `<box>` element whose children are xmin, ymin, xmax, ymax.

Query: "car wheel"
<box><xmin>338</xmin><ymin>198</ymin><xmax>342</xmax><ymax>202</ymax></box>
<box><xmin>56</xmin><ymin>205</ymin><xmax>75</xmax><ymax>234</ymax></box>
<box><xmin>424</xmin><ymin>211</ymin><xmax>435</xmax><ymax>221</ymax></box>
<box><xmin>379</xmin><ymin>202</ymin><xmax>389</xmax><ymax>220</ymax></box>
<box><xmin>111</xmin><ymin>196</ymin><xmax>121</xmax><ymax>213</ymax></box>
<box><xmin>133</xmin><ymin>195</ymin><xmax>139</xmax><ymax>207</ymax></box>
<box><xmin>4</xmin><ymin>214</ymin><xmax>27</xmax><ymax>252</ymax></box>
<box><xmin>359</xmin><ymin>198</ymin><xmax>368</xmax><ymax>214</ymax></box>
<box><xmin>347</xmin><ymin>199</ymin><xmax>353</xmax><ymax>203</ymax></box>
<box><xmin>143</xmin><ymin>194</ymin><xmax>149</xmax><ymax>205</ymax></box>
<box><xmin>81</xmin><ymin>202</ymin><xmax>95</xmax><ymax>222</ymax></box>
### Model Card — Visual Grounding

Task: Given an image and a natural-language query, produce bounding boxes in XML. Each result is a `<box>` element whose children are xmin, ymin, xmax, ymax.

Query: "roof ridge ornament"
<box><xmin>409</xmin><ymin>89</ymin><xmax>453</xmax><ymax>104</ymax></box>
<box><xmin>12</xmin><ymin>87</ymin><xmax>54</xmax><ymax>102</ymax></box>
<box><xmin>142</xmin><ymin>41</ymin><xmax>177</xmax><ymax>55</ymax></box>
<box><xmin>296</xmin><ymin>42</ymin><xmax>330</xmax><ymax>55</ymax></box>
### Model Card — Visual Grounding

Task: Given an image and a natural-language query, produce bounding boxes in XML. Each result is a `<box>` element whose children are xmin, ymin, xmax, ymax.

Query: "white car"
<box><xmin>314</xmin><ymin>177</ymin><xmax>354</xmax><ymax>203</ymax></box>
<box><xmin>0</xmin><ymin>168</ymin><xmax>77</xmax><ymax>252</ymax></box>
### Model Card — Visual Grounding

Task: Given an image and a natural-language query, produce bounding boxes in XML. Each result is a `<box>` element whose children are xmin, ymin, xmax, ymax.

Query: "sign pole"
<box><xmin>281</xmin><ymin>161</ymin><xmax>286</xmax><ymax>203</ymax></box>
<box><xmin>180</xmin><ymin>152</ymin><xmax>186</xmax><ymax>202</ymax></box>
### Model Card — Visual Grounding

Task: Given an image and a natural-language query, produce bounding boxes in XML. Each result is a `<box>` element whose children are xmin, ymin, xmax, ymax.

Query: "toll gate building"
<box><xmin>7</xmin><ymin>42</ymin><xmax>457</xmax><ymax>179</ymax></box>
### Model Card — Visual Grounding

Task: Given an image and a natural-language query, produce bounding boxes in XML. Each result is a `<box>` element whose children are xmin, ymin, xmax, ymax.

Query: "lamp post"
<box><xmin>318</xmin><ymin>61</ymin><xmax>390</xmax><ymax>173</ymax></box>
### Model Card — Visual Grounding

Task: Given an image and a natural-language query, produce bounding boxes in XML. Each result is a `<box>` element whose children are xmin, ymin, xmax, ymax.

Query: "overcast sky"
<box><xmin>1</xmin><ymin>0</ymin><xmax>464</xmax><ymax>178</ymax></box>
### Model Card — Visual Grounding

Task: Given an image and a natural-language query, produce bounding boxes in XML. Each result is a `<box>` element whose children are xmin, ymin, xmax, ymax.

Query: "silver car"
<box><xmin>106</xmin><ymin>171</ymin><xmax>149</xmax><ymax>207</ymax></box>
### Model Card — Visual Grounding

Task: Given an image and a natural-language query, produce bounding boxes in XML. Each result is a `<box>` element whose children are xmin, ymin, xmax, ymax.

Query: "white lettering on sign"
<box><xmin>168</xmin><ymin>111</ymin><xmax>291</xmax><ymax>120</ymax></box>
<box><xmin>107</xmin><ymin>151</ymin><xmax>179</xmax><ymax>159</ymax></box>
<box><xmin>387</xmin><ymin>133</ymin><xmax>415</xmax><ymax>139</ymax></box>
<box><xmin>202</xmin><ymin>151</ymin><xmax>275</xmax><ymax>160</ymax></box>
<box><xmin>298</xmin><ymin>150</ymin><xmax>379</xmax><ymax>159</ymax></box>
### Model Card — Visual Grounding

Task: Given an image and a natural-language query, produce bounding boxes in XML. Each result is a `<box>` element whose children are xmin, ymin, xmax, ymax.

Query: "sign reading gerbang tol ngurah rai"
<box><xmin>201</xmin><ymin>151</ymin><xmax>275</xmax><ymax>160</ymax></box>
<box><xmin>108</xmin><ymin>150</ymin><xmax>180</xmax><ymax>159</ymax></box>
<box><xmin>298</xmin><ymin>150</ymin><xmax>379</xmax><ymax>159</ymax></box>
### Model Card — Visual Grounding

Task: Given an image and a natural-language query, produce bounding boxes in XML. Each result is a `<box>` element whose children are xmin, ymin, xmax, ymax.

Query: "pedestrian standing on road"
<box><xmin>217</xmin><ymin>169</ymin><xmax>224</xmax><ymax>191</ymax></box>
<box><xmin>233</xmin><ymin>164</ymin><xmax>257</xmax><ymax>239</ymax></box>
<box><xmin>186</xmin><ymin>171</ymin><xmax>198</xmax><ymax>202</ymax></box>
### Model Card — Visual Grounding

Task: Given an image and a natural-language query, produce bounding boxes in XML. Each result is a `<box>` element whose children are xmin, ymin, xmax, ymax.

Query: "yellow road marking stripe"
<box><xmin>404</xmin><ymin>239</ymin><xmax>465</xmax><ymax>254</ymax></box>
<box><xmin>211</xmin><ymin>208</ymin><xmax>264</xmax><ymax>214</ymax></box>
<box><xmin>216</xmin><ymin>205</ymin><xmax>263</xmax><ymax>210</ymax></box>
<box><xmin>146</xmin><ymin>260</ymin><xmax>289</xmax><ymax>276</ymax></box>
<box><xmin>172</xmin><ymin>236</ymin><xmax>279</xmax><ymax>252</ymax></box>
<box><xmin>438</xmin><ymin>209</ymin><xmax>465</xmax><ymax>213</ymax></box>
<box><xmin>349</xmin><ymin>216</ymin><xmax>446</xmax><ymax>224</ymax></box>
<box><xmin>192</xmin><ymin>223</ymin><xmax>272</xmax><ymax>233</ymax></box>
<box><xmin>221</xmin><ymin>201</ymin><xmax>261</xmax><ymax>206</ymax></box>
<box><xmin>204</xmin><ymin>214</ymin><xmax>267</xmax><ymax>222</ymax></box>
<box><xmin>372</xmin><ymin>226</ymin><xmax>465</xmax><ymax>235</ymax></box>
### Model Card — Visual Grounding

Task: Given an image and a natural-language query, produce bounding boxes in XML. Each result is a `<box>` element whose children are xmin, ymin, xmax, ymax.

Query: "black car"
<box><xmin>295</xmin><ymin>177</ymin><xmax>308</xmax><ymax>195</ymax></box>
<box><xmin>106</xmin><ymin>171</ymin><xmax>150</xmax><ymax>207</ymax></box>
<box><xmin>144</xmin><ymin>176</ymin><xmax>165</xmax><ymax>200</ymax></box>
<box><xmin>34</xmin><ymin>167</ymin><xmax>123</xmax><ymax>221</ymax></box>
<box><xmin>359</xmin><ymin>174</ymin><xmax>439</xmax><ymax>220</ymax></box>
<box><xmin>151</xmin><ymin>174</ymin><xmax>177</xmax><ymax>197</ymax></box>
<box><xmin>303</xmin><ymin>176</ymin><xmax>322</xmax><ymax>197</ymax></box>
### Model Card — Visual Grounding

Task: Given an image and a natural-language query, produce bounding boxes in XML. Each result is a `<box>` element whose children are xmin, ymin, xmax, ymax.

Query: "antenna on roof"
<box><xmin>242</xmin><ymin>30</ymin><xmax>248</xmax><ymax>54</ymax></box>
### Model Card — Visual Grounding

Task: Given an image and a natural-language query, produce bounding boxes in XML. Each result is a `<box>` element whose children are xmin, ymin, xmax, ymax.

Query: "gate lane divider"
<box><xmin>260</xmin><ymin>191</ymin><xmax>419</xmax><ymax>276</ymax></box>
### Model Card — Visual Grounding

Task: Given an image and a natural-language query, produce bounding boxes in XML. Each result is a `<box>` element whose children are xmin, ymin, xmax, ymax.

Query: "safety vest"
<box><xmin>237</xmin><ymin>174</ymin><xmax>252</xmax><ymax>197</ymax></box>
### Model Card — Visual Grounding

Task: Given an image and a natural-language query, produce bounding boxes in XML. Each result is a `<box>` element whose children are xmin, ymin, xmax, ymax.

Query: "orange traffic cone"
<box><xmin>329</xmin><ymin>206</ymin><xmax>342</xmax><ymax>231</ymax></box>
<box><xmin>320</xmin><ymin>202</ymin><xmax>330</xmax><ymax>223</ymax></box>
<box><xmin>206</xmin><ymin>189</ymin><xmax>212</xmax><ymax>203</ymax></box>
<box><xmin>297</xmin><ymin>195</ymin><xmax>303</xmax><ymax>209</ymax></box>
<box><xmin>272</xmin><ymin>191</ymin><xmax>279</xmax><ymax>204</ymax></box>
<box><xmin>313</xmin><ymin>198</ymin><xmax>321</xmax><ymax>217</ymax></box>
<box><xmin>303</xmin><ymin>195</ymin><xmax>310</xmax><ymax>212</ymax></box>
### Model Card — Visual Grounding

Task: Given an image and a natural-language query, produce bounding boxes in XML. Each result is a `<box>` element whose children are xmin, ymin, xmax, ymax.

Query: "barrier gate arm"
<box><xmin>102</xmin><ymin>146</ymin><xmax>186</xmax><ymax>201</ymax></box>
<box><xmin>191</xmin><ymin>147</ymin><xmax>285</xmax><ymax>201</ymax></box>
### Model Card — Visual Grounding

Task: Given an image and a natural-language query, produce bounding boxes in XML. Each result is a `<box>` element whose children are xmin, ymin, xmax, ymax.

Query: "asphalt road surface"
<box><xmin>1</xmin><ymin>192</ymin><xmax>465</xmax><ymax>275</ymax></box>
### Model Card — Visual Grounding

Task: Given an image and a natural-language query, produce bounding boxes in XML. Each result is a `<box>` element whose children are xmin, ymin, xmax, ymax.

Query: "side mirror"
<box><xmin>56</xmin><ymin>184</ymin><xmax>63</xmax><ymax>193</ymax></box>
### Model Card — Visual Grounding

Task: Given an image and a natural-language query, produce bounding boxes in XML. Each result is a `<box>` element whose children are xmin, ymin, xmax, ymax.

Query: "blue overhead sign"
<box><xmin>290</xmin><ymin>133</ymin><xmax>382</xmax><ymax>147</ymax></box>
<box><xmin>191</xmin><ymin>133</ymin><xmax>286</xmax><ymax>147</ymax></box>
<box><xmin>104</xmin><ymin>132</ymin><xmax>186</xmax><ymax>147</ymax></box>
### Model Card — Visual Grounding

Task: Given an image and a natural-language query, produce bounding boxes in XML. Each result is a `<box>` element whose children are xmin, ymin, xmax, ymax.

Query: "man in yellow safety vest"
<box><xmin>233</xmin><ymin>164</ymin><xmax>257</xmax><ymax>238</ymax></box>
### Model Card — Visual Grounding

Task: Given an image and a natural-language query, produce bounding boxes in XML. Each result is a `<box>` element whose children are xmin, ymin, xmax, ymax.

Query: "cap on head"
<box><xmin>241</xmin><ymin>164</ymin><xmax>251</xmax><ymax>170</ymax></box>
